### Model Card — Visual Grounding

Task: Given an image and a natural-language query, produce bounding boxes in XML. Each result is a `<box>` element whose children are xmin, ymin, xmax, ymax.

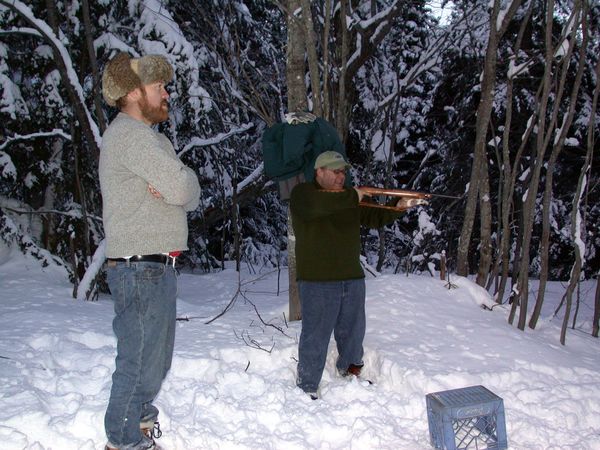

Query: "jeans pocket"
<box><xmin>107</xmin><ymin>267</ymin><xmax>130</xmax><ymax>315</ymax></box>
<box><xmin>140</xmin><ymin>263</ymin><xmax>167</xmax><ymax>280</ymax></box>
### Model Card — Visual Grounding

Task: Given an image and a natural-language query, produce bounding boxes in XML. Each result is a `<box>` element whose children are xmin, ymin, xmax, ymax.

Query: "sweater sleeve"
<box><xmin>358</xmin><ymin>203</ymin><xmax>402</xmax><ymax>228</ymax></box>
<box><xmin>118</xmin><ymin>126</ymin><xmax>200</xmax><ymax>207</ymax></box>
<box><xmin>290</xmin><ymin>183</ymin><xmax>358</xmax><ymax>221</ymax></box>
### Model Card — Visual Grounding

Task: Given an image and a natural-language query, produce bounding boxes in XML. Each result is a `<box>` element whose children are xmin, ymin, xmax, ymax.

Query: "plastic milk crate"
<box><xmin>426</xmin><ymin>385</ymin><xmax>507</xmax><ymax>450</ymax></box>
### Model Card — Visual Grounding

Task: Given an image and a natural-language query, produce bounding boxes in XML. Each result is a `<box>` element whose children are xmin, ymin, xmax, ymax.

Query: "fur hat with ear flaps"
<box><xmin>102</xmin><ymin>52</ymin><xmax>173</xmax><ymax>106</ymax></box>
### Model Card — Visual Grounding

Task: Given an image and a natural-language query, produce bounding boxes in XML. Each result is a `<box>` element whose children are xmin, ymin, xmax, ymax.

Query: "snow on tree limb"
<box><xmin>347</xmin><ymin>1</ymin><xmax>401</xmax><ymax>70</ymax></box>
<box><xmin>76</xmin><ymin>239</ymin><xmax>106</xmax><ymax>301</ymax></box>
<box><xmin>93</xmin><ymin>32</ymin><xmax>138</xmax><ymax>55</ymax></box>
<box><xmin>0</xmin><ymin>26</ymin><xmax>41</xmax><ymax>37</ymax></box>
<box><xmin>236</xmin><ymin>162</ymin><xmax>264</xmax><ymax>194</ymax></box>
<box><xmin>178</xmin><ymin>122</ymin><xmax>254</xmax><ymax>157</ymax></box>
<box><xmin>0</xmin><ymin>129</ymin><xmax>72</xmax><ymax>151</ymax></box>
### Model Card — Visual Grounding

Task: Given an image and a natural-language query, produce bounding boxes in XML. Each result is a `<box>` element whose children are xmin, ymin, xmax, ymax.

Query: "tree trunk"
<box><xmin>589</xmin><ymin>58</ymin><xmax>600</xmax><ymax>338</ymax></box>
<box><xmin>232</xmin><ymin>157</ymin><xmax>241</xmax><ymax>272</ymax></box>
<box><xmin>285</xmin><ymin>0</ymin><xmax>308</xmax><ymax>321</ymax></box>
<box><xmin>321</xmin><ymin>0</ymin><xmax>332</xmax><ymax>121</ymax></box>
<box><xmin>515</xmin><ymin>0</ymin><xmax>585</xmax><ymax>330</ymax></box>
<box><xmin>593</xmin><ymin>274</ymin><xmax>600</xmax><ymax>338</ymax></box>
<box><xmin>72</xmin><ymin>126</ymin><xmax>92</xmax><ymax>280</ymax></box>
<box><xmin>456</xmin><ymin>0</ymin><xmax>501</xmax><ymax>277</ymax></box>
<box><xmin>476</xmin><ymin>153</ymin><xmax>492</xmax><ymax>286</ymax></box>
<box><xmin>286</xmin><ymin>0</ymin><xmax>309</xmax><ymax>114</ymax></box>
<box><xmin>300</xmin><ymin>0</ymin><xmax>322</xmax><ymax>116</ymax></box>
<box><xmin>513</xmin><ymin>0</ymin><xmax>560</xmax><ymax>330</ymax></box>
<box><xmin>334</xmin><ymin>0</ymin><xmax>350</xmax><ymax>141</ymax></box>
<box><xmin>81</xmin><ymin>0</ymin><xmax>106</xmax><ymax>132</ymax></box>
<box><xmin>42</xmin><ymin>140</ymin><xmax>64</xmax><ymax>251</ymax></box>
<box><xmin>377</xmin><ymin>97</ymin><xmax>400</xmax><ymax>272</ymax></box>
<box><xmin>456</xmin><ymin>0</ymin><xmax>523</xmax><ymax>277</ymax></box>
<box><xmin>562</xmin><ymin>11</ymin><xmax>598</xmax><ymax>342</ymax></box>
<box><xmin>530</xmin><ymin>5</ymin><xmax>586</xmax><ymax>329</ymax></box>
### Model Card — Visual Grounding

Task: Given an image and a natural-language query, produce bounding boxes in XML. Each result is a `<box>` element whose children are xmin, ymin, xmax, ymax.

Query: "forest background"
<box><xmin>0</xmin><ymin>0</ymin><xmax>599</xmax><ymax>344</ymax></box>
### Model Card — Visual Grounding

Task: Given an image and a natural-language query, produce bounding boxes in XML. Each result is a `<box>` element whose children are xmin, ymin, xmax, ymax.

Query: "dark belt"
<box><xmin>107</xmin><ymin>254</ymin><xmax>174</xmax><ymax>264</ymax></box>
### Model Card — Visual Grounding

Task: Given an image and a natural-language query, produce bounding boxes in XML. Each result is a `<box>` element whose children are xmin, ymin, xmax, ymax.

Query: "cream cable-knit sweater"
<box><xmin>99</xmin><ymin>113</ymin><xmax>200</xmax><ymax>258</ymax></box>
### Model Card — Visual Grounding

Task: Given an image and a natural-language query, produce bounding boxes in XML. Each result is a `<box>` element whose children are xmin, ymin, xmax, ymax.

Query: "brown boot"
<box><xmin>347</xmin><ymin>364</ymin><xmax>363</xmax><ymax>376</ymax></box>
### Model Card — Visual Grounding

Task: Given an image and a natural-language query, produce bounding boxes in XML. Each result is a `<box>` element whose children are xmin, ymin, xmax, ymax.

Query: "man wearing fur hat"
<box><xmin>99</xmin><ymin>52</ymin><xmax>200</xmax><ymax>450</ymax></box>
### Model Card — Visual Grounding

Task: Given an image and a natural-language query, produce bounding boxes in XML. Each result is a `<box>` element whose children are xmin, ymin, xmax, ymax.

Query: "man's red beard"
<box><xmin>140</xmin><ymin>94</ymin><xmax>169</xmax><ymax>124</ymax></box>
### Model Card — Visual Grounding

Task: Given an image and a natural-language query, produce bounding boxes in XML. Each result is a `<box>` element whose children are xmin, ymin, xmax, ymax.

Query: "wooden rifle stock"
<box><xmin>357</xmin><ymin>186</ymin><xmax>460</xmax><ymax>212</ymax></box>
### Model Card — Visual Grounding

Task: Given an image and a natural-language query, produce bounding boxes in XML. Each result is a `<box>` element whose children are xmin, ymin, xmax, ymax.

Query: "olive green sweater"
<box><xmin>290</xmin><ymin>182</ymin><xmax>401</xmax><ymax>281</ymax></box>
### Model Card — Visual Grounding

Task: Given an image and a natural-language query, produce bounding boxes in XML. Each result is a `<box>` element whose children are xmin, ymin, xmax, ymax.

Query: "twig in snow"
<box><xmin>234</xmin><ymin>328</ymin><xmax>275</xmax><ymax>353</ymax></box>
<box><xmin>0</xmin><ymin>355</ymin><xmax>47</xmax><ymax>371</ymax></box>
<box><xmin>176</xmin><ymin>315</ymin><xmax>211</xmax><ymax>322</ymax></box>
<box><xmin>239</xmin><ymin>290</ymin><xmax>293</xmax><ymax>339</ymax></box>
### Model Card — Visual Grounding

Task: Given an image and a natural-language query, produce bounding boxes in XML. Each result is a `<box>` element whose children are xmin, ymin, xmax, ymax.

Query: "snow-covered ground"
<box><xmin>0</xmin><ymin>252</ymin><xmax>598</xmax><ymax>449</ymax></box>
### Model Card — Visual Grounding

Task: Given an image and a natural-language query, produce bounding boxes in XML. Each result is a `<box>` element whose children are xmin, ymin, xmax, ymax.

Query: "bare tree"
<box><xmin>529</xmin><ymin>1</ymin><xmax>588</xmax><ymax>330</ymax></box>
<box><xmin>456</xmin><ymin>0</ymin><xmax>523</xmax><ymax>281</ymax></box>
<box><xmin>509</xmin><ymin>0</ymin><xmax>585</xmax><ymax>330</ymax></box>
<box><xmin>558</xmin><ymin>20</ymin><xmax>598</xmax><ymax>344</ymax></box>
<box><xmin>284</xmin><ymin>0</ymin><xmax>308</xmax><ymax>321</ymax></box>
<box><xmin>593</xmin><ymin>273</ymin><xmax>600</xmax><ymax>338</ymax></box>
<box><xmin>491</xmin><ymin>0</ymin><xmax>535</xmax><ymax>304</ymax></box>
<box><xmin>81</xmin><ymin>0</ymin><xmax>106</xmax><ymax>133</ymax></box>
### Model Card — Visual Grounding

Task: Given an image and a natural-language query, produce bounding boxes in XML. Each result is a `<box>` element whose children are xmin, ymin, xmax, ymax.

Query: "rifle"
<box><xmin>357</xmin><ymin>186</ymin><xmax>461</xmax><ymax>212</ymax></box>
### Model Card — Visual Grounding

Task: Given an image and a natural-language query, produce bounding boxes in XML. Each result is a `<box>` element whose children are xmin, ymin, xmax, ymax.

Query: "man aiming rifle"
<box><xmin>290</xmin><ymin>151</ymin><xmax>431</xmax><ymax>399</ymax></box>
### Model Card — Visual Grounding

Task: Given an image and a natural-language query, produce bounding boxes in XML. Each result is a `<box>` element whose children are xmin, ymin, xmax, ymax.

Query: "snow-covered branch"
<box><xmin>347</xmin><ymin>1</ymin><xmax>401</xmax><ymax>71</ymax></box>
<box><xmin>0</xmin><ymin>129</ymin><xmax>72</xmax><ymax>151</ymax></box>
<box><xmin>236</xmin><ymin>162</ymin><xmax>263</xmax><ymax>194</ymax></box>
<box><xmin>0</xmin><ymin>205</ymin><xmax>102</xmax><ymax>222</ymax></box>
<box><xmin>0</xmin><ymin>26</ymin><xmax>41</xmax><ymax>37</ymax></box>
<box><xmin>76</xmin><ymin>239</ymin><xmax>106</xmax><ymax>301</ymax></box>
<box><xmin>496</xmin><ymin>0</ymin><xmax>524</xmax><ymax>36</ymax></box>
<box><xmin>93</xmin><ymin>32</ymin><xmax>137</xmax><ymax>55</ymax></box>
<box><xmin>178</xmin><ymin>122</ymin><xmax>254</xmax><ymax>158</ymax></box>
<box><xmin>378</xmin><ymin>26</ymin><xmax>457</xmax><ymax>108</ymax></box>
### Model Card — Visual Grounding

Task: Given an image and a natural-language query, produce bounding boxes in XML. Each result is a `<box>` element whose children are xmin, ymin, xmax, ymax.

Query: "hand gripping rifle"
<box><xmin>357</xmin><ymin>186</ymin><xmax>461</xmax><ymax>212</ymax></box>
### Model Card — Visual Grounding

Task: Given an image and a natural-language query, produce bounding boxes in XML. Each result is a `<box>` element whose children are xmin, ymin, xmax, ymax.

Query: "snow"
<box><xmin>0</xmin><ymin>150</ymin><xmax>17</xmax><ymax>179</ymax></box>
<box><xmin>1</xmin><ymin>254</ymin><xmax>599</xmax><ymax>449</ymax></box>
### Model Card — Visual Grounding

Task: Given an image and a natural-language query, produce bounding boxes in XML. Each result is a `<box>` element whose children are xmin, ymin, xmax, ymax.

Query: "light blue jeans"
<box><xmin>104</xmin><ymin>260</ymin><xmax>177</xmax><ymax>448</ymax></box>
<box><xmin>297</xmin><ymin>279</ymin><xmax>366</xmax><ymax>393</ymax></box>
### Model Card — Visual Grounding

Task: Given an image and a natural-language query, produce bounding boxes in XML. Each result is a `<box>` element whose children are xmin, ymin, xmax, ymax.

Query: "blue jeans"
<box><xmin>104</xmin><ymin>260</ymin><xmax>177</xmax><ymax>448</ymax></box>
<box><xmin>296</xmin><ymin>279</ymin><xmax>366</xmax><ymax>392</ymax></box>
